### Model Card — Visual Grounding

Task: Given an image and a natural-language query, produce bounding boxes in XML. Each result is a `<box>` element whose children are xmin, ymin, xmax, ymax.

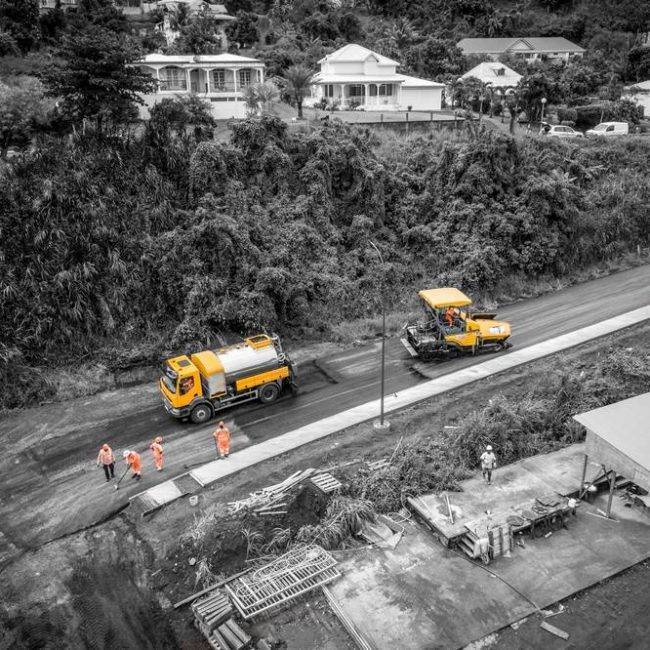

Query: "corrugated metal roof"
<box><xmin>460</xmin><ymin>62</ymin><xmax>522</xmax><ymax>86</ymax></box>
<box><xmin>398</xmin><ymin>74</ymin><xmax>445</xmax><ymax>88</ymax></box>
<box><xmin>573</xmin><ymin>393</ymin><xmax>650</xmax><ymax>471</ymax></box>
<box><xmin>457</xmin><ymin>37</ymin><xmax>584</xmax><ymax>54</ymax></box>
<box><xmin>318</xmin><ymin>44</ymin><xmax>399</xmax><ymax>66</ymax></box>
<box><xmin>312</xmin><ymin>73</ymin><xmax>443</xmax><ymax>87</ymax></box>
<box><xmin>139</xmin><ymin>53</ymin><xmax>261</xmax><ymax>65</ymax></box>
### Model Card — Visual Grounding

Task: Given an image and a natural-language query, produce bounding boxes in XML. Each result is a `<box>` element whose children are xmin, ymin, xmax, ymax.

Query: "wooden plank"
<box><xmin>540</xmin><ymin>621</ymin><xmax>569</xmax><ymax>640</ymax></box>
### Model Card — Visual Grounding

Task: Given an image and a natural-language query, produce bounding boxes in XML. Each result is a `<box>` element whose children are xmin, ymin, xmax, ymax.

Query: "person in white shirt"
<box><xmin>480</xmin><ymin>445</ymin><xmax>497</xmax><ymax>485</ymax></box>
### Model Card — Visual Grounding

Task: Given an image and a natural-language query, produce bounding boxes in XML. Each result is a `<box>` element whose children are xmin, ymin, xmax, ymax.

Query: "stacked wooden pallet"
<box><xmin>207</xmin><ymin>618</ymin><xmax>252</xmax><ymax>650</ymax></box>
<box><xmin>227</xmin><ymin>469</ymin><xmax>315</xmax><ymax>516</ymax></box>
<box><xmin>310</xmin><ymin>472</ymin><xmax>342</xmax><ymax>494</ymax></box>
<box><xmin>192</xmin><ymin>590</ymin><xmax>233</xmax><ymax>637</ymax></box>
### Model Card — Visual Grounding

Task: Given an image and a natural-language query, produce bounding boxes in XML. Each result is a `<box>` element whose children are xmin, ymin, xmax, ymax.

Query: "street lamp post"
<box><xmin>540</xmin><ymin>96</ymin><xmax>547</xmax><ymax>123</ymax></box>
<box><xmin>368</xmin><ymin>241</ymin><xmax>389</xmax><ymax>430</ymax></box>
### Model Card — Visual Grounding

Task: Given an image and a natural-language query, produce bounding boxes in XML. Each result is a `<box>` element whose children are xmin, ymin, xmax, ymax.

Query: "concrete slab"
<box><xmin>329</xmin><ymin>524</ymin><xmax>534</xmax><ymax>650</ymax></box>
<box><xmin>330</xmin><ymin>448</ymin><xmax>650</xmax><ymax>649</ymax></box>
<box><xmin>414</xmin><ymin>446</ymin><xmax>585</xmax><ymax>540</ymax></box>
<box><xmin>145</xmin><ymin>306</ymin><xmax>650</xmax><ymax>509</ymax></box>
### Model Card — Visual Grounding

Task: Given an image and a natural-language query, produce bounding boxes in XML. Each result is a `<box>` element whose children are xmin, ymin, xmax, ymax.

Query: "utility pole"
<box><xmin>369</xmin><ymin>241</ymin><xmax>390</xmax><ymax>430</ymax></box>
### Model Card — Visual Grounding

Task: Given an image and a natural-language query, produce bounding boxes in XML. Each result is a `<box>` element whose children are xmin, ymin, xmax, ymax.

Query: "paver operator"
<box><xmin>480</xmin><ymin>445</ymin><xmax>497</xmax><ymax>485</ymax></box>
<box><xmin>123</xmin><ymin>449</ymin><xmax>142</xmax><ymax>480</ymax></box>
<box><xmin>150</xmin><ymin>436</ymin><xmax>164</xmax><ymax>471</ymax></box>
<box><xmin>96</xmin><ymin>443</ymin><xmax>115</xmax><ymax>482</ymax></box>
<box><xmin>214</xmin><ymin>421</ymin><xmax>231</xmax><ymax>459</ymax></box>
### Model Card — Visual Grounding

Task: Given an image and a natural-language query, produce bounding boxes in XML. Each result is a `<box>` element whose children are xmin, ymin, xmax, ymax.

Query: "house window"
<box><xmin>496</xmin><ymin>67</ymin><xmax>505</xmax><ymax>76</ymax></box>
<box><xmin>324</xmin><ymin>84</ymin><xmax>335</xmax><ymax>98</ymax></box>
<box><xmin>159</xmin><ymin>66</ymin><xmax>186</xmax><ymax>91</ymax></box>
<box><xmin>369</xmin><ymin>85</ymin><xmax>378</xmax><ymax>97</ymax></box>
<box><xmin>238</xmin><ymin>69</ymin><xmax>252</xmax><ymax>86</ymax></box>
<box><xmin>378</xmin><ymin>84</ymin><xmax>393</xmax><ymax>96</ymax></box>
<box><xmin>348</xmin><ymin>84</ymin><xmax>365</xmax><ymax>97</ymax></box>
<box><xmin>211</xmin><ymin>69</ymin><xmax>227</xmax><ymax>90</ymax></box>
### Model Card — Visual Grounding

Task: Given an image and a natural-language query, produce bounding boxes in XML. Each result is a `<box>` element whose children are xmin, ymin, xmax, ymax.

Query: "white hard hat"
<box><xmin>486</xmin><ymin>445</ymin><xmax>493</xmax><ymax>451</ymax></box>
<box><xmin>123</xmin><ymin>450</ymin><xmax>130</xmax><ymax>458</ymax></box>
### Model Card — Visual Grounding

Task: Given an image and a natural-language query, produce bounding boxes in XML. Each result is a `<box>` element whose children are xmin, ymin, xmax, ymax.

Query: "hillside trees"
<box><xmin>1</xmin><ymin>117</ymin><xmax>649</xmax><ymax>409</ymax></box>
<box><xmin>0</xmin><ymin>0</ymin><xmax>40</xmax><ymax>52</ymax></box>
<box><xmin>41</xmin><ymin>26</ymin><xmax>154</xmax><ymax>133</ymax></box>
<box><xmin>0</xmin><ymin>77</ymin><xmax>55</xmax><ymax>153</ymax></box>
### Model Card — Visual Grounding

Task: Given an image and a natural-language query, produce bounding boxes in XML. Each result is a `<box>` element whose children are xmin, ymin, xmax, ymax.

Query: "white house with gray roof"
<box><xmin>457</xmin><ymin>37</ymin><xmax>584</xmax><ymax>62</ymax></box>
<box><xmin>308</xmin><ymin>44</ymin><xmax>445</xmax><ymax>111</ymax></box>
<box><xmin>133</xmin><ymin>53</ymin><xmax>265</xmax><ymax>119</ymax></box>
<box><xmin>460</xmin><ymin>61</ymin><xmax>522</xmax><ymax>95</ymax></box>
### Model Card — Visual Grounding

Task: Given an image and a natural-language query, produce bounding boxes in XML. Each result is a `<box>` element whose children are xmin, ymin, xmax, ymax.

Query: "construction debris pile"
<box><xmin>227</xmin><ymin>469</ymin><xmax>318</xmax><ymax>517</ymax></box>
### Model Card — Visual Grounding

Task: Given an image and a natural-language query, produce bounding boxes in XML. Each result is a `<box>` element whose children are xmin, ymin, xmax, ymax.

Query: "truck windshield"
<box><xmin>161</xmin><ymin>373</ymin><xmax>176</xmax><ymax>394</ymax></box>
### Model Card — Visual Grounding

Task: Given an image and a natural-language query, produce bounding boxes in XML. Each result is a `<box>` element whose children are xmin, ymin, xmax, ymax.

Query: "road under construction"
<box><xmin>0</xmin><ymin>265</ymin><xmax>649</xmax><ymax>557</ymax></box>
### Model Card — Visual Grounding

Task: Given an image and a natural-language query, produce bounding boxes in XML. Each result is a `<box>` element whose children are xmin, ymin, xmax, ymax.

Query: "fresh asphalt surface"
<box><xmin>0</xmin><ymin>265</ymin><xmax>648</xmax><ymax>552</ymax></box>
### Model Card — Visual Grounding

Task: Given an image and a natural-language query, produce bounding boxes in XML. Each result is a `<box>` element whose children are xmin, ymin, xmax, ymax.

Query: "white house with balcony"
<box><xmin>134</xmin><ymin>53</ymin><xmax>265</xmax><ymax>119</ymax></box>
<box><xmin>308</xmin><ymin>44</ymin><xmax>444</xmax><ymax>112</ymax></box>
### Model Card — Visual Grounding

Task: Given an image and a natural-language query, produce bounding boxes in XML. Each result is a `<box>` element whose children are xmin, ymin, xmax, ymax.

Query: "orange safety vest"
<box><xmin>127</xmin><ymin>451</ymin><xmax>142</xmax><ymax>473</ymax></box>
<box><xmin>150</xmin><ymin>442</ymin><xmax>163</xmax><ymax>459</ymax></box>
<box><xmin>214</xmin><ymin>427</ymin><xmax>231</xmax><ymax>451</ymax></box>
<box><xmin>97</xmin><ymin>446</ymin><xmax>114</xmax><ymax>465</ymax></box>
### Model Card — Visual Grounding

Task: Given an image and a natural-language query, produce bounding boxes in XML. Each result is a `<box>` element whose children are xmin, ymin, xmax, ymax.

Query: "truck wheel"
<box><xmin>190</xmin><ymin>404</ymin><xmax>212</xmax><ymax>424</ymax></box>
<box><xmin>259</xmin><ymin>383</ymin><xmax>280</xmax><ymax>404</ymax></box>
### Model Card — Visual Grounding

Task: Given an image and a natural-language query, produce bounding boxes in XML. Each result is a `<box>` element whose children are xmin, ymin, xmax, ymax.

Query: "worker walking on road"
<box><xmin>150</xmin><ymin>436</ymin><xmax>164</xmax><ymax>471</ymax></box>
<box><xmin>123</xmin><ymin>450</ymin><xmax>142</xmax><ymax>480</ymax></box>
<box><xmin>213</xmin><ymin>421</ymin><xmax>231</xmax><ymax>459</ymax></box>
<box><xmin>480</xmin><ymin>445</ymin><xmax>497</xmax><ymax>485</ymax></box>
<box><xmin>96</xmin><ymin>444</ymin><xmax>115</xmax><ymax>482</ymax></box>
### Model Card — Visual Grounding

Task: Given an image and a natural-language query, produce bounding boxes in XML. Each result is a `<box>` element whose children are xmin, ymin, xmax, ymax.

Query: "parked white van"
<box><xmin>586</xmin><ymin>122</ymin><xmax>629</xmax><ymax>136</ymax></box>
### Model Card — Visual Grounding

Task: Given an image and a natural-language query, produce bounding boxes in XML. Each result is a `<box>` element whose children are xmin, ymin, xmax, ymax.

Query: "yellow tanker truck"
<box><xmin>402</xmin><ymin>288</ymin><xmax>512</xmax><ymax>361</ymax></box>
<box><xmin>159</xmin><ymin>334</ymin><xmax>298</xmax><ymax>423</ymax></box>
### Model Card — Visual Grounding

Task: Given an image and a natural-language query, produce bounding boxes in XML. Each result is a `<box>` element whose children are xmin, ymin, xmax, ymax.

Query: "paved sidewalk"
<box><xmin>131</xmin><ymin>305</ymin><xmax>650</xmax><ymax>512</ymax></box>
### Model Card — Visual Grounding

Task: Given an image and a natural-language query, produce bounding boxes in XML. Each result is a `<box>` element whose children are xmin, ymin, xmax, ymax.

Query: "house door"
<box><xmin>190</xmin><ymin>69</ymin><xmax>208</xmax><ymax>94</ymax></box>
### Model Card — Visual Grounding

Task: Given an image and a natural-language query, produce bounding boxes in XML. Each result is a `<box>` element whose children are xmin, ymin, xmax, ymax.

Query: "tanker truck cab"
<box><xmin>160</xmin><ymin>334</ymin><xmax>298</xmax><ymax>424</ymax></box>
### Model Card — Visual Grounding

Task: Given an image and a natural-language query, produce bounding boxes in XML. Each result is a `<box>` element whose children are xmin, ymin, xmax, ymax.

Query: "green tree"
<box><xmin>281</xmin><ymin>64</ymin><xmax>312</xmax><ymax>119</ymax></box>
<box><xmin>0</xmin><ymin>29</ymin><xmax>19</xmax><ymax>56</ymax></box>
<box><xmin>626</xmin><ymin>46</ymin><xmax>650</xmax><ymax>83</ymax></box>
<box><xmin>171</xmin><ymin>14</ymin><xmax>224</xmax><ymax>54</ymax></box>
<box><xmin>0</xmin><ymin>0</ymin><xmax>40</xmax><ymax>52</ymax></box>
<box><xmin>41</xmin><ymin>26</ymin><xmax>155</xmax><ymax>133</ymax></box>
<box><xmin>516</xmin><ymin>71</ymin><xmax>559</xmax><ymax>122</ymax></box>
<box><xmin>227</xmin><ymin>11</ymin><xmax>259</xmax><ymax>48</ymax></box>
<box><xmin>241</xmin><ymin>81</ymin><xmax>280</xmax><ymax>115</ymax></box>
<box><xmin>0</xmin><ymin>77</ymin><xmax>55</xmax><ymax>153</ymax></box>
<box><xmin>403</xmin><ymin>38</ymin><xmax>464</xmax><ymax>79</ymax></box>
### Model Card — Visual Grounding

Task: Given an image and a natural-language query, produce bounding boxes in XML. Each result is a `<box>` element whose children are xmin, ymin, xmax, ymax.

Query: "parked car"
<box><xmin>585</xmin><ymin>122</ymin><xmax>629</xmax><ymax>136</ymax></box>
<box><xmin>540</xmin><ymin>124</ymin><xmax>584</xmax><ymax>138</ymax></box>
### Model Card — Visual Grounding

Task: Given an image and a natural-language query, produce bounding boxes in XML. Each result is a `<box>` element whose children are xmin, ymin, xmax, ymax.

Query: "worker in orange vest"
<box><xmin>123</xmin><ymin>450</ymin><xmax>142</xmax><ymax>480</ymax></box>
<box><xmin>213</xmin><ymin>421</ymin><xmax>231</xmax><ymax>459</ymax></box>
<box><xmin>96</xmin><ymin>443</ymin><xmax>115</xmax><ymax>482</ymax></box>
<box><xmin>150</xmin><ymin>436</ymin><xmax>164</xmax><ymax>471</ymax></box>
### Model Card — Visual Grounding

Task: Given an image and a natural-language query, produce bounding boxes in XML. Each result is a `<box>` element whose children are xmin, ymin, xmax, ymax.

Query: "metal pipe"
<box><xmin>368</xmin><ymin>240</ymin><xmax>386</xmax><ymax>427</ymax></box>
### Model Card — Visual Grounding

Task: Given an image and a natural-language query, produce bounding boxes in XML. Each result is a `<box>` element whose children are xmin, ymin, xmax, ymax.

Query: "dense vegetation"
<box><xmin>1</xmin><ymin>0</ymin><xmax>649</xmax><ymax>410</ymax></box>
<box><xmin>1</xmin><ymin>113</ymin><xmax>648</xmax><ymax>408</ymax></box>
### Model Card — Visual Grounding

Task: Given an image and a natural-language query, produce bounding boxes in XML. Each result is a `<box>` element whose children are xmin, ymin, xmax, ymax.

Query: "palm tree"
<box><xmin>241</xmin><ymin>81</ymin><xmax>279</xmax><ymax>115</ymax></box>
<box><xmin>282</xmin><ymin>64</ymin><xmax>313</xmax><ymax>119</ymax></box>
